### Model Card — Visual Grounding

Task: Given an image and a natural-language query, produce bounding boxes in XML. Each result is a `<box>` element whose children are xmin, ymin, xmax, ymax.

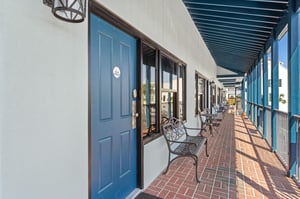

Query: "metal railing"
<box><xmin>251</xmin><ymin>104</ymin><xmax>254</xmax><ymax>123</ymax></box>
<box><xmin>266</xmin><ymin>108</ymin><xmax>272</xmax><ymax>147</ymax></box>
<box><xmin>295</xmin><ymin>115</ymin><xmax>300</xmax><ymax>184</ymax></box>
<box><xmin>275</xmin><ymin>109</ymin><xmax>289</xmax><ymax>168</ymax></box>
<box><xmin>258</xmin><ymin>108</ymin><xmax>263</xmax><ymax>133</ymax></box>
<box><xmin>245</xmin><ymin>102</ymin><xmax>300</xmax><ymax>182</ymax></box>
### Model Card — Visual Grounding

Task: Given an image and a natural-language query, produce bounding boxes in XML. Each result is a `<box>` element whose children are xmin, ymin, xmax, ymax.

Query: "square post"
<box><xmin>288</xmin><ymin>0</ymin><xmax>300</xmax><ymax>177</ymax></box>
<box><xmin>242</xmin><ymin>78</ymin><xmax>246</xmax><ymax>113</ymax></box>
<box><xmin>247</xmin><ymin>74</ymin><xmax>250</xmax><ymax>115</ymax></box>
<box><xmin>251</xmin><ymin>67</ymin><xmax>255</xmax><ymax>123</ymax></box>
<box><xmin>249</xmin><ymin>69</ymin><xmax>253</xmax><ymax>120</ymax></box>
<box><xmin>254</xmin><ymin>64</ymin><xmax>258</xmax><ymax>127</ymax></box>
<box><xmin>252</xmin><ymin>68</ymin><xmax>254</xmax><ymax>121</ymax></box>
<box><xmin>263</xmin><ymin>53</ymin><xmax>269</xmax><ymax>139</ymax></box>
<box><xmin>257</xmin><ymin>61</ymin><xmax>262</xmax><ymax>128</ymax></box>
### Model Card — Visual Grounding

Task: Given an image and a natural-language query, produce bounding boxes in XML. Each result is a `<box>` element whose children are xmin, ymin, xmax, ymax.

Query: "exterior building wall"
<box><xmin>0</xmin><ymin>0</ymin><xmax>218</xmax><ymax>198</ymax></box>
<box><xmin>0</xmin><ymin>2</ymin><xmax>89</xmax><ymax>199</ymax></box>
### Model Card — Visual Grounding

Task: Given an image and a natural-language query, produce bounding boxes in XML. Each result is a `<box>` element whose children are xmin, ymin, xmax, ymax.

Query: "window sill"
<box><xmin>143</xmin><ymin>133</ymin><xmax>162</xmax><ymax>145</ymax></box>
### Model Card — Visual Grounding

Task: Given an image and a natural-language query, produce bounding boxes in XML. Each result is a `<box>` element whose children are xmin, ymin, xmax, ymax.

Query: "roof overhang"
<box><xmin>183</xmin><ymin>0</ymin><xmax>289</xmax><ymax>75</ymax></box>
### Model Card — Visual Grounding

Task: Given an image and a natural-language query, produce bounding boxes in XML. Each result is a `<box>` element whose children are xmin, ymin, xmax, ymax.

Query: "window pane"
<box><xmin>141</xmin><ymin>44</ymin><xmax>157</xmax><ymax>138</ymax></box>
<box><xmin>199</xmin><ymin>78</ymin><xmax>205</xmax><ymax>111</ymax></box>
<box><xmin>195</xmin><ymin>73</ymin><xmax>206</xmax><ymax>113</ymax></box>
<box><xmin>161</xmin><ymin>92</ymin><xmax>176</xmax><ymax>119</ymax></box>
<box><xmin>161</xmin><ymin>56</ymin><xmax>177</xmax><ymax>90</ymax></box>
<box><xmin>178</xmin><ymin>66</ymin><xmax>186</xmax><ymax>120</ymax></box>
<box><xmin>195</xmin><ymin>74</ymin><xmax>198</xmax><ymax>114</ymax></box>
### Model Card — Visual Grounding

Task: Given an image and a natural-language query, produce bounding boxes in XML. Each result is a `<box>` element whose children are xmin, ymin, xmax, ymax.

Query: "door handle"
<box><xmin>132</xmin><ymin>112</ymin><xmax>139</xmax><ymax>117</ymax></box>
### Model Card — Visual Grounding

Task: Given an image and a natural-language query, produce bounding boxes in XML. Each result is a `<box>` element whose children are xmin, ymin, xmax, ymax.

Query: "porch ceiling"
<box><xmin>183</xmin><ymin>0</ymin><xmax>288</xmax><ymax>74</ymax></box>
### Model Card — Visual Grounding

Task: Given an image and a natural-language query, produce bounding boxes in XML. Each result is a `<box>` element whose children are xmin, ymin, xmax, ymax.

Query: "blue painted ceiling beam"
<box><xmin>217</xmin><ymin>74</ymin><xmax>243</xmax><ymax>78</ymax></box>
<box><xmin>223</xmin><ymin>83</ymin><xmax>241</xmax><ymax>85</ymax></box>
<box><xmin>207</xmin><ymin>42</ymin><xmax>261</xmax><ymax>52</ymax></box>
<box><xmin>205</xmin><ymin>45</ymin><xmax>262</xmax><ymax>55</ymax></box>
<box><xmin>213</xmin><ymin>57</ymin><xmax>256</xmax><ymax>68</ymax></box>
<box><xmin>195</xmin><ymin>21</ymin><xmax>272</xmax><ymax>34</ymax></box>
<box><xmin>203</xmin><ymin>37</ymin><xmax>264</xmax><ymax>49</ymax></box>
<box><xmin>201</xmin><ymin>33</ymin><xmax>265</xmax><ymax>46</ymax></box>
<box><xmin>189</xmin><ymin>11</ymin><xmax>279</xmax><ymax>25</ymax></box>
<box><xmin>184</xmin><ymin>0</ymin><xmax>288</xmax><ymax>11</ymax></box>
<box><xmin>210</xmin><ymin>49</ymin><xmax>257</xmax><ymax>59</ymax></box>
<box><xmin>212</xmin><ymin>54</ymin><xmax>254</xmax><ymax>62</ymax></box>
<box><xmin>211</xmin><ymin>50</ymin><xmax>253</xmax><ymax>61</ymax></box>
<box><xmin>218</xmin><ymin>79</ymin><xmax>237</xmax><ymax>82</ymax></box>
<box><xmin>199</xmin><ymin>29</ymin><xmax>267</xmax><ymax>42</ymax></box>
<box><xmin>198</xmin><ymin>26</ymin><xmax>269</xmax><ymax>38</ymax></box>
<box><xmin>184</xmin><ymin>4</ymin><xmax>287</xmax><ymax>18</ymax></box>
<box><xmin>205</xmin><ymin>41</ymin><xmax>262</xmax><ymax>51</ymax></box>
<box><xmin>192</xmin><ymin>17</ymin><xmax>274</xmax><ymax>30</ymax></box>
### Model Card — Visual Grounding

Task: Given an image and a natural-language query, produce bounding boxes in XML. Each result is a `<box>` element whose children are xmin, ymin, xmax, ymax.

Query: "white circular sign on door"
<box><xmin>113</xmin><ymin>66</ymin><xmax>121</xmax><ymax>78</ymax></box>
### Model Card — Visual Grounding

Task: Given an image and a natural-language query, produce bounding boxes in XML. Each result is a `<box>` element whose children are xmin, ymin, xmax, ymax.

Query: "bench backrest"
<box><xmin>198</xmin><ymin>110</ymin><xmax>208</xmax><ymax>129</ymax></box>
<box><xmin>161</xmin><ymin>118</ymin><xmax>187</xmax><ymax>146</ymax></box>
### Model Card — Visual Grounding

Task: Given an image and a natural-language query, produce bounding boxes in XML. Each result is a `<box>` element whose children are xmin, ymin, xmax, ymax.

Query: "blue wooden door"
<box><xmin>90</xmin><ymin>14</ymin><xmax>137</xmax><ymax>199</ymax></box>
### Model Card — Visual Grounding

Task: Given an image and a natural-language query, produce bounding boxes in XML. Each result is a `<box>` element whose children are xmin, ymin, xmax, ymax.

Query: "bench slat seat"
<box><xmin>173</xmin><ymin>136</ymin><xmax>207</xmax><ymax>155</ymax></box>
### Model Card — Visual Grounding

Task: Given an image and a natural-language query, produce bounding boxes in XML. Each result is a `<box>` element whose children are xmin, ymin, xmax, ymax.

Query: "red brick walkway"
<box><xmin>144</xmin><ymin>113</ymin><xmax>300</xmax><ymax>199</ymax></box>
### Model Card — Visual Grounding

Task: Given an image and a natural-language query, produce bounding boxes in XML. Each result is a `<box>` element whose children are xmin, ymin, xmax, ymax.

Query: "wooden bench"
<box><xmin>161</xmin><ymin>118</ymin><xmax>209</xmax><ymax>183</ymax></box>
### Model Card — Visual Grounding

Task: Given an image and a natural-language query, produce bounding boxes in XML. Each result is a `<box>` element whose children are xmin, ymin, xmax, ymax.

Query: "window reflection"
<box><xmin>141</xmin><ymin>45</ymin><xmax>186</xmax><ymax>142</ymax></box>
<box><xmin>195</xmin><ymin>72</ymin><xmax>207</xmax><ymax>113</ymax></box>
<box><xmin>161</xmin><ymin>57</ymin><xmax>177</xmax><ymax>90</ymax></box>
<box><xmin>161</xmin><ymin>92</ymin><xmax>176</xmax><ymax>119</ymax></box>
<box><xmin>141</xmin><ymin>44</ymin><xmax>157</xmax><ymax>138</ymax></box>
<box><xmin>160</xmin><ymin>55</ymin><xmax>183</xmax><ymax>121</ymax></box>
<box><xmin>178</xmin><ymin>66</ymin><xmax>186</xmax><ymax>120</ymax></box>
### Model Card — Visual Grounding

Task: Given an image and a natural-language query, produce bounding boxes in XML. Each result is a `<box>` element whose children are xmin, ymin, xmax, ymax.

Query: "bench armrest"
<box><xmin>168</xmin><ymin>140</ymin><xmax>197</xmax><ymax>147</ymax></box>
<box><xmin>185</xmin><ymin>127</ymin><xmax>202</xmax><ymax>130</ymax></box>
<box><xmin>184</xmin><ymin>126</ymin><xmax>206</xmax><ymax>136</ymax></box>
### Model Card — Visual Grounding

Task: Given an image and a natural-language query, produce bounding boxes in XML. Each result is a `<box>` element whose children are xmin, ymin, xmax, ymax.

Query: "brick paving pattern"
<box><xmin>144</xmin><ymin>112</ymin><xmax>300</xmax><ymax>199</ymax></box>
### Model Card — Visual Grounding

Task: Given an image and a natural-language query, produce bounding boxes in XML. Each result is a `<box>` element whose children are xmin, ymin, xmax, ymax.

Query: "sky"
<box><xmin>278</xmin><ymin>32</ymin><xmax>288</xmax><ymax>68</ymax></box>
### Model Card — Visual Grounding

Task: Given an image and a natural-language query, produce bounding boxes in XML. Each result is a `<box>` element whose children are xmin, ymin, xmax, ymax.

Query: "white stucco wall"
<box><xmin>0</xmin><ymin>0</ymin><xmax>218</xmax><ymax>197</ymax></box>
<box><xmin>0</xmin><ymin>1</ymin><xmax>88</xmax><ymax>199</ymax></box>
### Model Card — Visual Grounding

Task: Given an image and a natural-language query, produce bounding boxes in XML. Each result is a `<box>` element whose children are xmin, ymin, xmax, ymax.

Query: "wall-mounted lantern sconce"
<box><xmin>209</xmin><ymin>79</ymin><xmax>216</xmax><ymax>114</ymax></box>
<box><xmin>43</xmin><ymin>0</ymin><xmax>86</xmax><ymax>23</ymax></box>
<box><xmin>210</xmin><ymin>80</ymin><xmax>216</xmax><ymax>87</ymax></box>
<box><xmin>296</xmin><ymin>0</ymin><xmax>300</xmax><ymax>13</ymax></box>
<box><xmin>235</xmin><ymin>82</ymin><xmax>242</xmax><ymax>89</ymax></box>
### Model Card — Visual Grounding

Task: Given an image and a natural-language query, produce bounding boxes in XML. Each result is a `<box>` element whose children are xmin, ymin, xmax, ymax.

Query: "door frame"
<box><xmin>88</xmin><ymin>2</ymin><xmax>143</xmax><ymax>198</ymax></box>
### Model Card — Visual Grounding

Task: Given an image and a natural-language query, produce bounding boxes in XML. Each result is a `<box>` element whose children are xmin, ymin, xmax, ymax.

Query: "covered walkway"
<box><xmin>144</xmin><ymin>112</ymin><xmax>300</xmax><ymax>199</ymax></box>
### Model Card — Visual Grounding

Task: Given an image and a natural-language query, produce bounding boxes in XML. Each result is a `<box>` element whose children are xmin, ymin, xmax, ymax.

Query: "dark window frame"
<box><xmin>195</xmin><ymin>71</ymin><xmax>207</xmax><ymax>114</ymax></box>
<box><xmin>141</xmin><ymin>43</ymin><xmax>187</xmax><ymax>144</ymax></box>
<box><xmin>160</xmin><ymin>53</ymin><xmax>187</xmax><ymax>121</ymax></box>
<box><xmin>140</xmin><ymin>43</ymin><xmax>159</xmax><ymax>143</ymax></box>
